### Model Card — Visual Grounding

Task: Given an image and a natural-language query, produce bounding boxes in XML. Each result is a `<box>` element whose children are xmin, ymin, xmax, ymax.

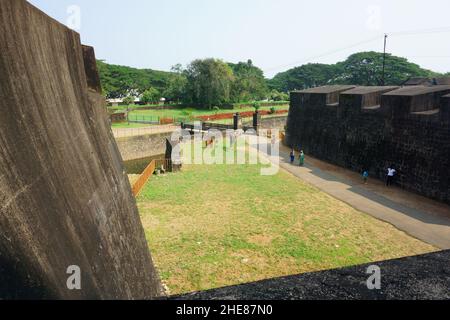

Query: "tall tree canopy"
<box><xmin>268</xmin><ymin>63</ymin><xmax>339</xmax><ymax>92</ymax></box>
<box><xmin>97</xmin><ymin>52</ymin><xmax>447</xmax><ymax>104</ymax></box>
<box><xmin>141</xmin><ymin>87</ymin><xmax>161</xmax><ymax>104</ymax></box>
<box><xmin>163</xmin><ymin>64</ymin><xmax>188</xmax><ymax>103</ymax></box>
<box><xmin>183</xmin><ymin>58</ymin><xmax>235</xmax><ymax>109</ymax></box>
<box><xmin>229</xmin><ymin>60</ymin><xmax>269</xmax><ymax>102</ymax></box>
<box><xmin>97</xmin><ymin>60</ymin><xmax>174</xmax><ymax>99</ymax></box>
<box><xmin>335</xmin><ymin>52</ymin><xmax>438</xmax><ymax>86</ymax></box>
<box><xmin>268</xmin><ymin>52</ymin><xmax>442</xmax><ymax>92</ymax></box>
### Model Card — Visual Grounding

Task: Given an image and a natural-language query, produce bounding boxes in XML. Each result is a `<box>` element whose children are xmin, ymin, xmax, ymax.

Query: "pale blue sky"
<box><xmin>29</xmin><ymin>0</ymin><xmax>450</xmax><ymax>77</ymax></box>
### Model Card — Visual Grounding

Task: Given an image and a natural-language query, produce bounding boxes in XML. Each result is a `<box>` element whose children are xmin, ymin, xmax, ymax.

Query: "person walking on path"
<box><xmin>290</xmin><ymin>149</ymin><xmax>295</xmax><ymax>164</ymax></box>
<box><xmin>299</xmin><ymin>150</ymin><xmax>305</xmax><ymax>167</ymax></box>
<box><xmin>362</xmin><ymin>170</ymin><xmax>369</xmax><ymax>184</ymax></box>
<box><xmin>386</xmin><ymin>167</ymin><xmax>397</xmax><ymax>186</ymax></box>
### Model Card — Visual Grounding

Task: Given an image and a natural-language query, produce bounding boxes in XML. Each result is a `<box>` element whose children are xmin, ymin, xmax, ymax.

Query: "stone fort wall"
<box><xmin>116</xmin><ymin>131</ymin><xmax>174</xmax><ymax>162</ymax></box>
<box><xmin>286</xmin><ymin>85</ymin><xmax>450</xmax><ymax>204</ymax></box>
<box><xmin>0</xmin><ymin>0</ymin><xmax>161</xmax><ymax>299</ymax></box>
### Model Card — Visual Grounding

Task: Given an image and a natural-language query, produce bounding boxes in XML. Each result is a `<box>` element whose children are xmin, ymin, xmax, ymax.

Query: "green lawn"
<box><xmin>115</xmin><ymin>105</ymin><xmax>289</xmax><ymax>121</ymax></box>
<box><xmin>111</xmin><ymin>122</ymin><xmax>154</xmax><ymax>128</ymax></box>
<box><xmin>136</xmin><ymin>155</ymin><xmax>436</xmax><ymax>295</ymax></box>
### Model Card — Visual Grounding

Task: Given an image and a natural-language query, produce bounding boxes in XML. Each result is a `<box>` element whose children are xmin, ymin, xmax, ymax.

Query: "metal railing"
<box><xmin>127</xmin><ymin>114</ymin><xmax>160</xmax><ymax>124</ymax></box>
<box><xmin>181</xmin><ymin>122</ymin><xmax>236</xmax><ymax>132</ymax></box>
<box><xmin>126</xmin><ymin>114</ymin><xmax>190</xmax><ymax>125</ymax></box>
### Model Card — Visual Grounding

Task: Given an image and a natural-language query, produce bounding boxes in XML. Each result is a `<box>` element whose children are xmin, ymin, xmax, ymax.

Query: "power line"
<box><xmin>263</xmin><ymin>35</ymin><xmax>383</xmax><ymax>73</ymax></box>
<box><xmin>264</xmin><ymin>26</ymin><xmax>450</xmax><ymax>74</ymax></box>
<box><xmin>408</xmin><ymin>56</ymin><xmax>450</xmax><ymax>58</ymax></box>
<box><xmin>389</xmin><ymin>26</ymin><xmax>450</xmax><ymax>36</ymax></box>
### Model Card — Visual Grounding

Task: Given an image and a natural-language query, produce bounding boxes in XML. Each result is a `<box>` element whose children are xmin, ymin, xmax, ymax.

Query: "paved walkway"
<box><xmin>255</xmin><ymin>138</ymin><xmax>450</xmax><ymax>249</ymax></box>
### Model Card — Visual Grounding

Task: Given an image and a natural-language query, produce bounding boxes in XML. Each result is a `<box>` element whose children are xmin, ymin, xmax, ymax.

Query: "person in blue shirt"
<box><xmin>362</xmin><ymin>170</ymin><xmax>369</xmax><ymax>184</ymax></box>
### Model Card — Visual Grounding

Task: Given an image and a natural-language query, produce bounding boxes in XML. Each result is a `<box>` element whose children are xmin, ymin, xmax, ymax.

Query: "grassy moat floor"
<box><xmin>136</xmin><ymin>161</ymin><xmax>436</xmax><ymax>295</ymax></box>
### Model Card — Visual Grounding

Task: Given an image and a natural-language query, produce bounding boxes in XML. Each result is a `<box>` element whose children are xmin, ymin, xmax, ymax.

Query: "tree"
<box><xmin>268</xmin><ymin>63</ymin><xmax>339</xmax><ymax>92</ymax></box>
<box><xmin>141</xmin><ymin>87</ymin><xmax>160</xmax><ymax>104</ymax></box>
<box><xmin>163</xmin><ymin>64</ymin><xmax>188</xmax><ymax>103</ymax></box>
<box><xmin>183</xmin><ymin>58</ymin><xmax>235</xmax><ymax>109</ymax></box>
<box><xmin>335</xmin><ymin>52</ymin><xmax>438</xmax><ymax>86</ymax></box>
<box><xmin>123</xmin><ymin>96</ymin><xmax>134</xmax><ymax>105</ymax></box>
<box><xmin>97</xmin><ymin>60</ymin><xmax>173</xmax><ymax>99</ymax></box>
<box><xmin>268</xmin><ymin>52</ymin><xmax>441</xmax><ymax>92</ymax></box>
<box><xmin>269</xmin><ymin>90</ymin><xmax>289</xmax><ymax>101</ymax></box>
<box><xmin>229</xmin><ymin>60</ymin><xmax>269</xmax><ymax>102</ymax></box>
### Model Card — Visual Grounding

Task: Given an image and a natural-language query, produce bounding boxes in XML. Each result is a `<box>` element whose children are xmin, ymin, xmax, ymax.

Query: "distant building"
<box><xmin>107</xmin><ymin>98</ymin><xmax>123</xmax><ymax>107</ymax></box>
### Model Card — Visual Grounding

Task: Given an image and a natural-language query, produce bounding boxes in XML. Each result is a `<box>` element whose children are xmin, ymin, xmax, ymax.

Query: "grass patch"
<box><xmin>137</xmin><ymin>156</ymin><xmax>437</xmax><ymax>295</ymax></box>
<box><xmin>121</xmin><ymin>105</ymin><xmax>289</xmax><ymax>120</ymax></box>
<box><xmin>111</xmin><ymin>122</ymin><xmax>154</xmax><ymax>128</ymax></box>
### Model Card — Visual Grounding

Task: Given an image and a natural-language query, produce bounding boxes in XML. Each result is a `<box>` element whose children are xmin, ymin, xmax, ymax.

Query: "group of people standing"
<box><xmin>289</xmin><ymin>147</ymin><xmax>398</xmax><ymax>188</ymax></box>
<box><xmin>362</xmin><ymin>167</ymin><xmax>397</xmax><ymax>187</ymax></box>
<box><xmin>290</xmin><ymin>149</ymin><xmax>305</xmax><ymax>167</ymax></box>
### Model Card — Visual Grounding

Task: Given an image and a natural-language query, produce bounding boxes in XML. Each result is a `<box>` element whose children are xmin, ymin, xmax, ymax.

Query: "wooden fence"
<box><xmin>131</xmin><ymin>159</ymin><xmax>174</xmax><ymax>197</ymax></box>
<box><xmin>132</xmin><ymin>160</ymin><xmax>156</xmax><ymax>197</ymax></box>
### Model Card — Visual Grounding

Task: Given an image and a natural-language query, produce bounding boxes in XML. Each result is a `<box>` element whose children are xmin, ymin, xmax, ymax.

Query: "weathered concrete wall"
<box><xmin>116</xmin><ymin>132</ymin><xmax>173</xmax><ymax>161</ymax></box>
<box><xmin>258</xmin><ymin>116</ymin><xmax>288</xmax><ymax>130</ymax></box>
<box><xmin>0</xmin><ymin>0</ymin><xmax>161</xmax><ymax>299</ymax></box>
<box><xmin>286</xmin><ymin>85</ymin><xmax>450</xmax><ymax>204</ymax></box>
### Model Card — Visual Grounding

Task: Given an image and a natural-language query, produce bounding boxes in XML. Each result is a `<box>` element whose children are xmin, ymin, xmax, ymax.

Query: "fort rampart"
<box><xmin>0</xmin><ymin>0</ymin><xmax>161</xmax><ymax>299</ymax></box>
<box><xmin>286</xmin><ymin>85</ymin><xmax>450</xmax><ymax>204</ymax></box>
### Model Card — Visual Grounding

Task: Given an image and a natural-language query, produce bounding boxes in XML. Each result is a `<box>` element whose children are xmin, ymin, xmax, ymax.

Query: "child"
<box><xmin>362</xmin><ymin>170</ymin><xmax>369</xmax><ymax>184</ymax></box>
<box><xmin>290</xmin><ymin>149</ymin><xmax>295</xmax><ymax>164</ymax></box>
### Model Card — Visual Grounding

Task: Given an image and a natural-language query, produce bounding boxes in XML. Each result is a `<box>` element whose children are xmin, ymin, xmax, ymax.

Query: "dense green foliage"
<box><xmin>98</xmin><ymin>52</ymin><xmax>447</xmax><ymax>105</ymax></box>
<box><xmin>122</xmin><ymin>96</ymin><xmax>134</xmax><ymax>105</ymax></box>
<box><xmin>141</xmin><ymin>87</ymin><xmax>160</xmax><ymax>104</ymax></box>
<box><xmin>269</xmin><ymin>52</ymin><xmax>442</xmax><ymax>92</ymax></box>
<box><xmin>97</xmin><ymin>60</ymin><xmax>174</xmax><ymax>99</ymax></box>
<box><xmin>163</xmin><ymin>64</ymin><xmax>188</xmax><ymax>103</ymax></box>
<box><xmin>228</xmin><ymin>60</ymin><xmax>269</xmax><ymax>102</ymax></box>
<box><xmin>98</xmin><ymin>59</ymin><xmax>269</xmax><ymax>107</ymax></box>
<box><xmin>182</xmin><ymin>58</ymin><xmax>235</xmax><ymax>109</ymax></box>
<box><xmin>269</xmin><ymin>63</ymin><xmax>338</xmax><ymax>92</ymax></box>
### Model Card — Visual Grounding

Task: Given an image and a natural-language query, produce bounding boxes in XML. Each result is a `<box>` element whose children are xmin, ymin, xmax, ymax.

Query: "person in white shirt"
<box><xmin>386</xmin><ymin>167</ymin><xmax>397</xmax><ymax>186</ymax></box>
